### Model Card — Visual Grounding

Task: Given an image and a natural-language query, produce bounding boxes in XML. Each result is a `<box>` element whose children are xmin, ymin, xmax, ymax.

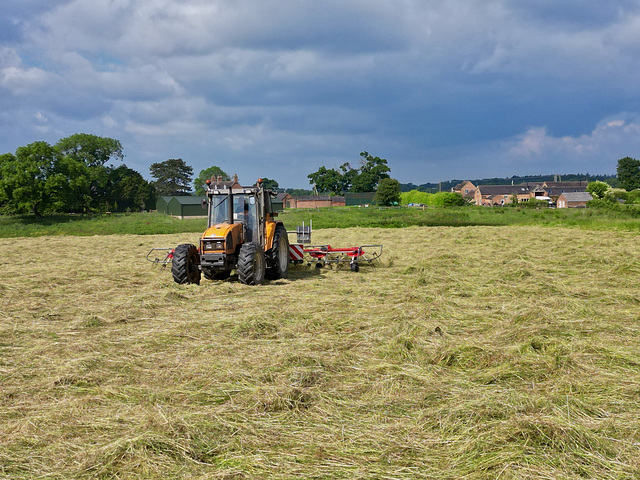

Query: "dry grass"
<box><xmin>1</xmin><ymin>226</ymin><xmax>640</xmax><ymax>479</ymax></box>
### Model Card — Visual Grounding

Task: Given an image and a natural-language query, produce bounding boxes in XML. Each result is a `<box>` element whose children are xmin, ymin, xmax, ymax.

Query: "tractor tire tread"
<box><xmin>237</xmin><ymin>242</ymin><xmax>266</xmax><ymax>285</ymax></box>
<box><xmin>266</xmin><ymin>224</ymin><xmax>289</xmax><ymax>280</ymax></box>
<box><xmin>172</xmin><ymin>243</ymin><xmax>201</xmax><ymax>284</ymax></box>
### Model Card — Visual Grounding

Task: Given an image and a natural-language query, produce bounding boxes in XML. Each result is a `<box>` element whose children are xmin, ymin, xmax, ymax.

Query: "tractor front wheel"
<box><xmin>172</xmin><ymin>244</ymin><xmax>201</xmax><ymax>285</ymax></box>
<box><xmin>237</xmin><ymin>243</ymin><xmax>266</xmax><ymax>285</ymax></box>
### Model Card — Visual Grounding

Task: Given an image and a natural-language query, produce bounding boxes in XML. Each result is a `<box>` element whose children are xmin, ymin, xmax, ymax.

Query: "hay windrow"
<box><xmin>1</xmin><ymin>226</ymin><xmax>639</xmax><ymax>478</ymax></box>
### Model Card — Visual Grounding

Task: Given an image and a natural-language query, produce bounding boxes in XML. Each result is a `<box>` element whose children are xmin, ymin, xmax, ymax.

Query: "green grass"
<box><xmin>281</xmin><ymin>205</ymin><xmax>640</xmax><ymax>232</ymax></box>
<box><xmin>0</xmin><ymin>212</ymin><xmax>207</xmax><ymax>237</ymax></box>
<box><xmin>1</xmin><ymin>205</ymin><xmax>639</xmax><ymax>238</ymax></box>
<box><xmin>1</xmin><ymin>227</ymin><xmax>640</xmax><ymax>478</ymax></box>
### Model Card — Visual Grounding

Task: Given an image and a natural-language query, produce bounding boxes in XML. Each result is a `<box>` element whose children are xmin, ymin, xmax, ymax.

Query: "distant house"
<box><xmin>166</xmin><ymin>196</ymin><xmax>208</xmax><ymax>219</ymax></box>
<box><xmin>540</xmin><ymin>181</ymin><xmax>589</xmax><ymax>198</ymax></box>
<box><xmin>474</xmin><ymin>185</ymin><xmax>533</xmax><ymax>206</ymax></box>
<box><xmin>451</xmin><ymin>181</ymin><xmax>477</xmax><ymax>200</ymax></box>
<box><xmin>557</xmin><ymin>192</ymin><xmax>592</xmax><ymax>208</ymax></box>
<box><xmin>208</xmin><ymin>173</ymin><xmax>242</xmax><ymax>191</ymax></box>
<box><xmin>277</xmin><ymin>193</ymin><xmax>292</xmax><ymax>209</ymax></box>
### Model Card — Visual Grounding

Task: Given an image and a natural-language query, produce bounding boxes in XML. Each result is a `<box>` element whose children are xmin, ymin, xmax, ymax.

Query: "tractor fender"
<box><xmin>263</xmin><ymin>221</ymin><xmax>283</xmax><ymax>251</ymax></box>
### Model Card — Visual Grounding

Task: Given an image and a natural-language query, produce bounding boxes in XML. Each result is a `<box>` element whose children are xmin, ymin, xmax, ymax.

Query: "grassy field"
<box><xmin>1</xmin><ymin>204</ymin><xmax>640</xmax><ymax>238</ymax></box>
<box><xmin>1</xmin><ymin>226</ymin><xmax>639</xmax><ymax>478</ymax></box>
<box><xmin>281</xmin><ymin>205</ymin><xmax>640</xmax><ymax>231</ymax></box>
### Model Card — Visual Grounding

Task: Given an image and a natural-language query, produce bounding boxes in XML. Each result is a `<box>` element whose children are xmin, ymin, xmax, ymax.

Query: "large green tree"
<box><xmin>307</xmin><ymin>166</ymin><xmax>345</xmax><ymax>195</ymax></box>
<box><xmin>308</xmin><ymin>151</ymin><xmax>391</xmax><ymax>195</ymax></box>
<box><xmin>617</xmin><ymin>156</ymin><xmax>640</xmax><ymax>191</ymax></box>
<box><xmin>0</xmin><ymin>134</ymin><xmax>155</xmax><ymax>215</ymax></box>
<box><xmin>350</xmin><ymin>151</ymin><xmax>391</xmax><ymax>192</ymax></box>
<box><xmin>107</xmin><ymin>165</ymin><xmax>156</xmax><ymax>211</ymax></box>
<box><xmin>150</xmin><ymin>158</ymin><xmax>193</xmax><ymax>196</ymax></box>
<box><xmin>50</xmin><ymin>154</ymin><xmax>92</xmax><ymax>213</ymax></box>
<box><xmin>374</xmin><ymin>178</ymin><xmax>401</xmax><ymax>205</ymax></box>
<box><xmin>194</xmin><ymin>166</ymin><xmax>230</xmax><ymax>195</ymax></box>
<box><xmin>55</xmin><ymin>134</ymin><xmax>125</xmax><ymax>212</ymax></box>
<box><xmin>56</xmin><ymin>133</ymin><xmax>124</xmax><ymax>168</ymax></box>
<box><xmin>0</xmin><ymin>142</ymin><xmax>60</xmax><ymax>217</ymax></box>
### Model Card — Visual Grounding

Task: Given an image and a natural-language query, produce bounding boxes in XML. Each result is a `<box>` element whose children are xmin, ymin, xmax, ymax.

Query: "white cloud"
<box><xmin>504</xmin><ymin>116</ymin><xmax>640</xmax><ymax>173</ymax></box>
<box><xmin>0</xmin><ymin>65</ymin><xmax>52</xmax><ymax>95</ymax></box>
<box><xmin>508</xmin><ymin>127</ymin><xmax>548</xmax><ymax>157</ymax></box>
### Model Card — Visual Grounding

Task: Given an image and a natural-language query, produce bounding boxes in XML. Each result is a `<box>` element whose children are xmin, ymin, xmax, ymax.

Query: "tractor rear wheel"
<box><xmin>237</xmin><ymin>243</ymin><xmax>266</xmax><ymax>285</ymax></box>
<box><xmin>172</xmin><ymin>244</ymin><xmax>201</xmax><ymax>284</ymax></box>
<box><xmin>266</xmin><ymin>224</ymin><xmax>289</xmax><ymax>280</ymax></box>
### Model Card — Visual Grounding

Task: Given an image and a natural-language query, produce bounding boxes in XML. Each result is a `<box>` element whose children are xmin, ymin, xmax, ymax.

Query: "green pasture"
<box><xmin>0</xmin><ymin>205</ymin><xmax>639</xmax><ymax>238</ymax></box>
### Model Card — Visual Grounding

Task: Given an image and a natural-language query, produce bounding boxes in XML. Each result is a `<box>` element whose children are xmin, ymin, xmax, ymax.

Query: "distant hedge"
<box><xmin>400</xmin><ymin>190</ymin><xmax>466</xmax><ymax>206</ymax></box>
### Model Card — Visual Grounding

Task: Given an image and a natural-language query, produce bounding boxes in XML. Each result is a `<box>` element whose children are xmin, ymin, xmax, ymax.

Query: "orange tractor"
<box><xmin>170</xmin><ymin>178</ymin><xmax>289</xmax><ymax>285</ymax></box>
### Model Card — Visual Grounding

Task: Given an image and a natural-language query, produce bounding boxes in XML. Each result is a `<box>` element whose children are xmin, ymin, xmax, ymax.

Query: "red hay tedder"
<box><xmin>147</xmin><ymin>220</ymin><xmax>382</xmax><ymax>276</ymax></box>
<box><xmin>296</xmin><ymin>244</ymin><xmax>383</xmax><ymax>272</ymax></box>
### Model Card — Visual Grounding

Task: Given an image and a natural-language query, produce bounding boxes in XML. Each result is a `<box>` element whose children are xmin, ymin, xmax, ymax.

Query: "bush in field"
<box><xmin>517</xmin><ymin>198</ymin><xmax>550</xmax><ymax>209</ymax></box>
<box><xmin>587</xmin><ymin>181</ymin><xmax>611</xmax><ymax>199</ymax></box>
<box><xmin>589</xmin><ymin>196</ymin><xmax>640</xmax><ymax>217</ymax></box>
<box><xmin>589</xmin><ymin>189</ymin><xmax>640</xmax><ymax>209</ymax></box>
<box><xmin>626</xmin><ymin>190</ymin><xmax>640</xmax><ymax>204</ymax></box>
<box><xmin>400</xmin><ymin>190</ymin><xmax>465</xmax><ymax>206</ymax></box>
<box><xmin>430</xmin><ymin>192</ymin><xmax>466</xmax><ymax>206</ymax></box>
<box><xmin>401</xmin><ymin>189</ymin><xmax>431</xmax><ymax>205</ymax></box>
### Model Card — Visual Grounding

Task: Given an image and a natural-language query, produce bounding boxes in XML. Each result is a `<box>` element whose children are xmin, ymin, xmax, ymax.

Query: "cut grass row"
<box><xmin>1</xmin><ymin>226</ymin><xmax>639</xmax><ymax>478</ymax></box>
<box><xmin>1</xmin><ymin>205</ymin><xmax>639</xmax><ymax>238</ymax></box>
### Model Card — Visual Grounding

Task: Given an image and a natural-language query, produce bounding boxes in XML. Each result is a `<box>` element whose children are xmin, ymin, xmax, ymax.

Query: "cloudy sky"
<box><xmin>2</xmin><ymin>1</ymin><xmax>640</xmax><ymax>188</ymax></box>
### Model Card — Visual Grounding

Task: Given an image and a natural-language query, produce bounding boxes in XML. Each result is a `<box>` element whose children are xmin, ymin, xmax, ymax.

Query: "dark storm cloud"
<box><xmin>2</xmin><ymin>0</ymin><xmax>640</xmax><ymax>186</ymax></box>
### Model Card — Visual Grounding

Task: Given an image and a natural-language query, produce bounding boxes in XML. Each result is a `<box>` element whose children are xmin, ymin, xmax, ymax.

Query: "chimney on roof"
<box><xmin>217</xmin><ymin>176</ymin><xmax>222</xmax><ymax>182</ymax></box>
<box><xmin>233</xmin><ymin>173</ymin><xmax>238</xmax><ymax>183</ymax></box>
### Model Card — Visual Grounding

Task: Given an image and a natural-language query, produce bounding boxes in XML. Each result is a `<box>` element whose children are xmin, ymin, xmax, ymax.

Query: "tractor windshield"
<box><xmin>233</xmin><ymin>194</ymin><xmax>259</xmax><ymax>242</ymax></box>
<box><xmin>208</xmin><ymin>192</ymin><xmax>259</xmax><ymax>241</ymax></box>
<box><xmin>210</xmin><ymin>195</ymin><xmax>229</xmax><ymax>225</ymax></box>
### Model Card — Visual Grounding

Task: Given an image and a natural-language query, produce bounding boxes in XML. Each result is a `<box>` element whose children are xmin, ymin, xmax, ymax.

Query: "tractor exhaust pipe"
<box><xmin>228</xmin><ymin>188</ymin><xmax>234</xmax><ymax>224</ymax></box>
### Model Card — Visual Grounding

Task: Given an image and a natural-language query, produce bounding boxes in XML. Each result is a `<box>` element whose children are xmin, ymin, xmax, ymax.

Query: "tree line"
<box><xmin>0</xmin><ymin>134</ymin><xmax>155</xmax><ymax>217</ymax></box>
<box><xmin>5</xmin><ymin>132</ymin><xmax>634</xmax><ymax>217</ymax></box>
<box><xmin>0</xmin><ymin>135</ymin><xmax>297</xmax><ymax>217</ymax></box>
<box><xmin>0</xmin><ymin>140</ymin><xmax>415</xmax><ymax>215</ymax></box>
<box><xmin>150</xmin><ymin>151</ymin><xmax>402</xmax><ymax>204</ymax></box>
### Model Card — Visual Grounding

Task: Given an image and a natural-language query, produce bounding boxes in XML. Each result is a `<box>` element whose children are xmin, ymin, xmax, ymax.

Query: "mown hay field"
<box><xmin>1</xmin><ymin>226</ymin><xmax>639</xmax><ymax>479</ymax></box>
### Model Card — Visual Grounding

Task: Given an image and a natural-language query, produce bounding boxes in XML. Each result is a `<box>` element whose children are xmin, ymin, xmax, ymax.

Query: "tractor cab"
<box><xmin>207</xmin><ymin>189</ymin><xmax>260</xmax><ymax>243</ymax></box>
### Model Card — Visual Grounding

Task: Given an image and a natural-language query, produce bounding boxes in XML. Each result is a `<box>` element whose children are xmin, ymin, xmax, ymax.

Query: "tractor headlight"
<box><xmin>203</xmin><ymin>239</ymin><xmax>225</xmax><ymax>251</ymax></box>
